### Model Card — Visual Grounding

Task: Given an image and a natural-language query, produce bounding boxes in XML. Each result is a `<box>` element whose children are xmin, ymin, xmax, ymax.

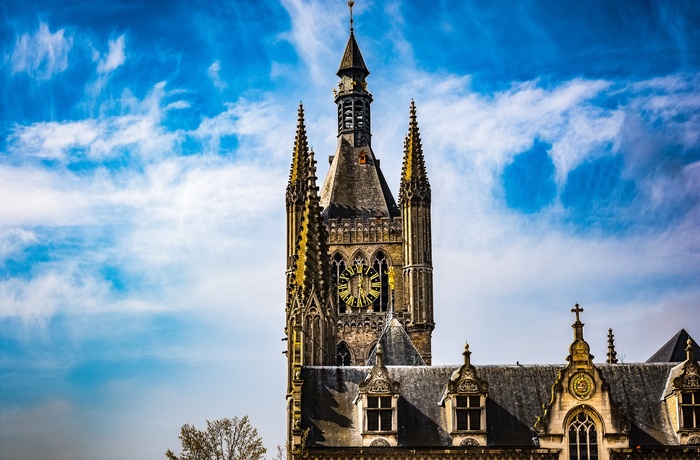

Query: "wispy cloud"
<box><xmin>97</xmin><ymin>35</ymin><xmax>125</xmax><ymax>74</ymax></box>
<box><xmin>207</xmin><ymin>61</ymin><xmax>226</xmax><ymax>90</ymax></box>
<box><xmin>10</xmin><ymin>23</ymin><xmax>73</xmax><ymax>80</ymax></box>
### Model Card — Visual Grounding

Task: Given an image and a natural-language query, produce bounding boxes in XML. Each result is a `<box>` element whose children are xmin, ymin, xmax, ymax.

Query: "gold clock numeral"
<box><xmin>370</xmin><ymin>272</ymin><xmax>379</xmax><ymax>281</ymax></box>
<box><xmin>369</xmin><ymin>289</ymin><xmax>380</xmax><ymax>298</ymax></box>
<box><xmin>371</xmin><ymin>281</ymin><xmax>381</xmax><ymax>288</ymax></box>
<box><xmin>339</xmin><ymin>289</ymin><xmax>350</xmax><ymax>301</ymax></box>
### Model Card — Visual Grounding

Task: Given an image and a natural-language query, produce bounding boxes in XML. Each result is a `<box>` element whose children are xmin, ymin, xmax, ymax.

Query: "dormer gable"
<box><xmin>663</xmin><ymin>338</ymin><xmax>700</xmax><ymax>445</ymax></box>
<box><xmin>535</xmin><ymin>304</ymin><xmax>630</xmax><ymax>460</ymax></box>
<box><xmin>355</xmin><ymin>344</ymin><xmax>400</xmax><ymax>447</ymax></box>
<box><xmin>439</xmin><ymin>342</ymin><xmax>489</xmax><ymax>446</ymax></box>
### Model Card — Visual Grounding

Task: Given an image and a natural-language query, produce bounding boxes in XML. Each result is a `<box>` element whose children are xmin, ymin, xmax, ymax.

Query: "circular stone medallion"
<box><xmin>570</xmin><ymin>372</ymin><xmax>595</xmax><ymax>400</ymax></box>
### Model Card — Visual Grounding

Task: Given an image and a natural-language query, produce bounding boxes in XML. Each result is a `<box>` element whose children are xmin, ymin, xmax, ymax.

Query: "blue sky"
<box><xmin>1</xmin><ymin>1</ymin><xmax>699</xmax><ymax>459</ymax></box>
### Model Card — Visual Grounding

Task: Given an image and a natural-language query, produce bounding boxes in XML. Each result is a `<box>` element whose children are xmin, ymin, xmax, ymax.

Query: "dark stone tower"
<box><xmin>316</xmin><ymin>16</ymin><xmax>433</xmax><ymax>365</ymax></box>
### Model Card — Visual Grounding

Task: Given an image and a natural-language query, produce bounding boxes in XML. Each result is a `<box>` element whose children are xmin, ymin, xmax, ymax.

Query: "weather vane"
<box><xmin>348</xmin><ymin>1</ymin><xmax>354</xmax><ymax>32</ymax></box>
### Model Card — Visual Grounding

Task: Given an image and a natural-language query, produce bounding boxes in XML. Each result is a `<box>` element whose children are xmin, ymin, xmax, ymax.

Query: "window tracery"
<box><xmin>568</xmin><ymin>411</ymin><xmax>598</xmax><ymax>460</ymax></box>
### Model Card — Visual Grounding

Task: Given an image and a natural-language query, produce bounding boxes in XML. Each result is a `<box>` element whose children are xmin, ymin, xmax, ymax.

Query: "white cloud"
<box><xmin>97</xmin><ymin>35</ymin><xmax>126</xmax><ymax>74</ymax></box>
<box><xmin>9</xmin><ymin>82</ymin><xmax>178</xmax><ymax>162</ymax></box>
<box><xmin>10</xmin><ymin>23</ymin><xmax>73</xmax><ymax>80</ymax></box>
<box><xmin>207</xmin><ymin>61</ymin><xmax>227</xmax><ymax>90</ymax></box>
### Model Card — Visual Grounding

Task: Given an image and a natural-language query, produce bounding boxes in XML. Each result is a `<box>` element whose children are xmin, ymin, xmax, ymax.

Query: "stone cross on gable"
<box><xmin>571</xmin><ymin>303</ymin><xmax>584</xmax><ymax>323</ymax></box>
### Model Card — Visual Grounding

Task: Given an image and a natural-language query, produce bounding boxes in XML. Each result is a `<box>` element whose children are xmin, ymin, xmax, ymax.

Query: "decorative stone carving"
<box><xmin>358</xmin><ymin>344</ymin><xmax>400</xmax><ymax>396</ymax></box>
<box><xmin>446</xmin><ymin>344</ymin><xmax>488</xmax><ymax>395</ymax></box>
<box><xmin>672</xmin><ymin>339</ymin><xmax>700</xmax><ymax>390</ymax></box>
<box><xmin>368</xmin><ymin>379</ymin><xmax>391</xmax><ymax>394</ymax></box>
<box><xmin>688</xmin><ymin>436</ymin><xmax>700</xmax><ymax>445</ymax></box>
<box><xmin>369</xmin><ymin>438</ymin><xmax>390</xmax><ymax>447</ymax></box>
<box><xmin>459</xmin><ymin>437</ymin><xmax>480</xmax><ymax>446</ymax></box>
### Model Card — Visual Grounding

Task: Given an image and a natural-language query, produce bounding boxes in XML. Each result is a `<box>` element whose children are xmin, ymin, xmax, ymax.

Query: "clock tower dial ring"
<box><xmin>337</xmin><ymin>264</ymin><xmax>381</xmax><ymax>309</ymax></box>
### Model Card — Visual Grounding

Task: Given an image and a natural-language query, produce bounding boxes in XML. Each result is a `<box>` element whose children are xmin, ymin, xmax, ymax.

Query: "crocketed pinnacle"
<box><xmin>607</xmin><ymin>328</ymin><xmax>619</xmax><ymax>364</ymax></box>
<box><xmin>399</xmin><ymin>100</ymin><xmax>430</xmax><ymax>203</ymax></box>
<box><xmin>288</xmin><ymin>103</ymin><xmax>309</xmax><ymax>188</ymax></box>
<box><xmin>291</xmin><ymin>149</ymin><xmax>331</xmax><ymax>305</ymax></box>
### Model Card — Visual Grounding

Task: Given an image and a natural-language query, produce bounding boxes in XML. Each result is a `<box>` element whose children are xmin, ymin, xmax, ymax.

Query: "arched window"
<box><xmin>372</xmin><ymin>252</ymin><xmax>389</xmax><ymax>312</ymax></box>
<box><xmin>331</xmin><ymin>253</ymin><xmax>347</xmax><ymax>314</ymax></box>
<box><xmin>568</xmin><ymin>412</ymin><xmax>598</xmax><ymax>460</ymax></box>
<box><xmin>337</xmin><ymin>342</ymin><xmax>351</xmax><ymax>366</ymax></box>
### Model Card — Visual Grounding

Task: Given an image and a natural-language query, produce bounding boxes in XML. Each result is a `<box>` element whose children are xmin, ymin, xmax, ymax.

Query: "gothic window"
<box><xmin>331</xmin><ymin>253</ymin><xmax>347</xmax><ymax>314</ymax></box>
<box><xmin>681</xmin><ymin>391</ymin><xmax>700</xmax><ymax>429</ymax></box>
<box><xmin>568</xmin><ymin>412</ymin><xmax>598</xmax><ymax>460</ymax></box>
<box><xmin>305</xmin><ymin>312</ymin><xmax>322</xmax><ymax>366</ymax></box>
<box><xmin>337</xmin><ymin>342</ymin><xmax>351</xmax><ymax>366</ymax></box>
<box><xmin>455</xmin><ymin>395</ymin><xmax>482</xmax><ymax>431</ymax></box>
<box><xmin>344</xmin><ymin>103</ymin><xmax>353</xmax><ymax>130</ymax></box>
<box><xmin>372</xmin><ymin>252</ymin><xmax>389</xmax><ymax>312</ymax></box>
<box><xmin>366</xmin><ymin>396</ymin><xmax>393</xmax><ymax>432</ymax></box>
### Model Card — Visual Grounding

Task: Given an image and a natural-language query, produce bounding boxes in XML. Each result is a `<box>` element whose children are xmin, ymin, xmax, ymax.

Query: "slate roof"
<box><xmin>366</xmin><ymin>317</ymin><xmax>425</xmax><ymax>366</ymax></box>
<box><xmin>319</xmin><ymin>138</ymin><xmax>400</xmax><ymax>219</ymax></box>
<box><xmin>301</xmin><ymin>363</ymin><xmax>677</xmax><ymax>448</ymax></box>
<box><xmin>337</xmin><ymin>31</ymin><xmax>369</xmax><ymax>78</ymax></box>
<box><xmin>647</xmin><ymin>329</ymin><xmax>700</xmax><ymax>363</ymax></box>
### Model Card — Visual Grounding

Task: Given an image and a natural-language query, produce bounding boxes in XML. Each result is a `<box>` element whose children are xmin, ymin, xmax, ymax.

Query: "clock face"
<box><xmin>338</xmin><ymin>264</ymin><xmax>381</xmax><ymax>308</ymax></box>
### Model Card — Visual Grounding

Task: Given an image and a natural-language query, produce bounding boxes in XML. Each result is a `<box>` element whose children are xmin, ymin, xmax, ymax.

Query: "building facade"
<box><xmin>284</xmin><ymin>9</ymin><xmax>700</xmax><ymax>460</ymax></box>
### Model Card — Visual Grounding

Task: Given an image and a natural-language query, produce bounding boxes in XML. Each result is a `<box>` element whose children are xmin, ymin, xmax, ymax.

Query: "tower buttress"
<box><xmin>399</xmin><ymin>101</ymin><xmax>434</xmax><ymax>364</ymax></box>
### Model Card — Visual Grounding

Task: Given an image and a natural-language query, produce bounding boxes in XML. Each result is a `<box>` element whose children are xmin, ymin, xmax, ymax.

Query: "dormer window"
<box><xmin>366</xmin><ymin>396</ymin><xmax>393</xmax><ymax>432</ymax></box>
<box><xmin>664</xmin><ymin>338</ymin><xmax>700</xmax><ymax>444</ymax></box>
<box><xmin>441</xmin><ymin>343</ymin><xmax>488</xmax><ymax>446</ymax></box>
<box><xmin>455</xmin><ymin>395</ymin><xmax>482</xmax><ymax>431</ymax></box>
<box><xmin>681</xmin><ymin>391</ymin><xmax>700</xmax><ymax>429</ymax></box>
<box><xmin>356</xmin><ymin>344</ymin><xmax>400</xmax><ymax>446</ymax></box>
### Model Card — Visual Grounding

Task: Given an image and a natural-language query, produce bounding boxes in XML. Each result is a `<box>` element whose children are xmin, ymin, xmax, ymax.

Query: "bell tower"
<box><xmin>316</xmin><ymin>3</ymin><xmax>434</xmax><ymax>365</ymax></box>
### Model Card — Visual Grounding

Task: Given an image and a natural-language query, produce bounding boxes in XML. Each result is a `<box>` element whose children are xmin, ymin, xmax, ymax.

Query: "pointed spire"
<box><xmin>399</xmin><ymin>100</ymin><xmax>430</xmax><ymax>204</ymax></box>
<box><xmin>288</xmin><ymin>103</ymin><xmax>309</xmax><ymax>187</ymax></box>
<box><xmin>337</xmin><ymin>4</ymin><xmax>369</xmax><ymax>78</ymax></box>
<box><xmin>607</xmin><ymin>328</ymin><xmax>619</xmax><ymax>364</ymax></box>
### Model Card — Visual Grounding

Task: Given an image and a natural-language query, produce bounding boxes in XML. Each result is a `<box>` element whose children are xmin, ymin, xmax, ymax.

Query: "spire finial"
<box><xmin>463</xmin><ymin>342</ymin><xmax>471</xmax><ymax>366</ymax></box>
<box><xmin>687</xmin><ymin>338</ymin><xmax>695</xmax><ymax>362</ymax></box>
<box><xmin>607</xmin><ymin>328</ymin><xmax>618</xmax><ymax>364</ymax></box>
<box><xmin>571</xmin><ymin>303</ymin><xmax>584</xmax><ymax>341</ymax></box>
<box><xmin>348</xmin><ymin>1</ymin><xmax>354</xmax><ymax>33</ymax></box>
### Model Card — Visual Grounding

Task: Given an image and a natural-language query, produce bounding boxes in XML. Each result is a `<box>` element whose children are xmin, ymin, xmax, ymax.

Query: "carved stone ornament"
<box><xmin>457</xmin><ymin>379</ymin><xmax>480</xmax><ymax>393</ymax></box>
<box><xmin>688</xmin><ymin>436</ymin><xmax>700</xmax><ymax>445</ymax></box>
<box><xmin>673</xmin><ymin>359</ymin><xmax>700</xmax><ymax>390</ymax></box>
<box><xmin>358</xmin><ymin>344</ymin><xmax>400</xmax><ymax>397</ymax></box>
<box><xmin>570</xmin><ymin>372</ymin><xmax>595</xmax><ymax>400</ymax></box>
<box><xmin>369</xmin><ymin>438</ymin><xmax>390</xmax><ymax>447</ymax></box>
<box><xmin>368</xmin><ymin>379</ymin><xmax>391</xmax><ymax>394</ymax></box>
<box><xmin>460</xmin><ymin>437</ymin><xmax>480</xmax><ymax>446</ymax></box>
